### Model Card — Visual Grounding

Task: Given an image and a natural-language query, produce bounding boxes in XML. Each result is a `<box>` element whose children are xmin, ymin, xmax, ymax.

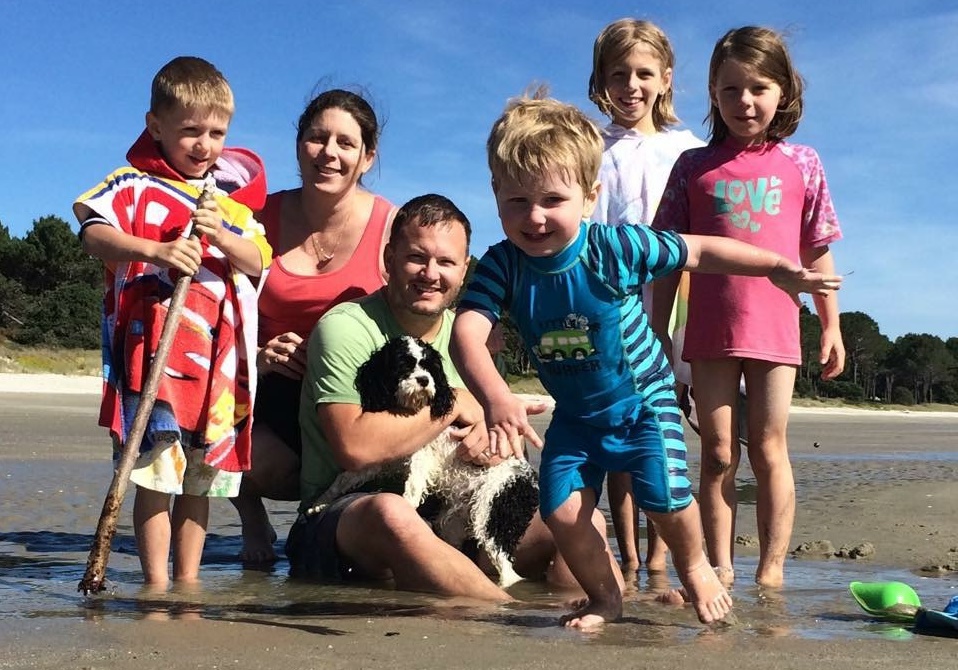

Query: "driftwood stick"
<box><xmin>78</xmin><ymin>178</ymin><xmax>215</xmax><ymax>595</ymax></box>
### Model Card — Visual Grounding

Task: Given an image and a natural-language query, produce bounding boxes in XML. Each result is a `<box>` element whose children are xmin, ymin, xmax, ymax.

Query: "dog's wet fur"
<box><xmin>303</xmin><ymin>335</ymin><xmax>539</xmax><ymax>586</ymax></box>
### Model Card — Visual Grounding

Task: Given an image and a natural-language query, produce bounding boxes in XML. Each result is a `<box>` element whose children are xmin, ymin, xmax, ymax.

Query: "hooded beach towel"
<box><xmin>74</xmin><ymin>132</ymin><xmax>271</xmax><ymax>472</ymax></box>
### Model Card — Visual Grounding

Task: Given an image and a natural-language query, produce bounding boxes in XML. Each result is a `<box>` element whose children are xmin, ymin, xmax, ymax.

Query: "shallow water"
<box><xmin>4</xmin><ymin>526</ymin><xmax>957</xmax><ymax>644</ymax></box>
<box><xmin>3</xmin><ymin>392</ymin><xmax>957</xmax><ymax>644</ymax></box>
<box><xmin>3</xmin><ymin>470</ymin><xmax>956</xmax><ymax>644</ymax></box>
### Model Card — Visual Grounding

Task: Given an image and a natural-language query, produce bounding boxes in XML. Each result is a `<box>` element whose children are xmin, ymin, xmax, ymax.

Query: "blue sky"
<box><xmin>1</xmin><ymin>0</ymin><xmax>954</xmax><ymax>339</ymax></box>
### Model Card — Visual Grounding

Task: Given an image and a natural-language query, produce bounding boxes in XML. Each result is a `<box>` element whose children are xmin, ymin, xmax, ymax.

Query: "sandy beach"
<box><xmin>1</xmin><ymin>374</ymin><xmax>957</xmax><ymax>669</ymax></box>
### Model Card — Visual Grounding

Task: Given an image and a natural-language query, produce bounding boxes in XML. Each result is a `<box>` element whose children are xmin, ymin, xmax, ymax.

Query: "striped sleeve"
<box><xmin>457</xmin><ymin>242</ymin><xmax>513</xmax><ymax>322</ymax></box>
<box><xmin>587</xmin><ymin>223</ymin><xmax>687</xmax><ymax>294</ymax></box>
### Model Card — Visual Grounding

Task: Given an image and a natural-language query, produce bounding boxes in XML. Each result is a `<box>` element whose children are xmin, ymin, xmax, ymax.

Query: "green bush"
<box><xmin>891</xmin><ymin>386</ymin><xmax>915</xmax><ymax>406</ymax></box>
<box><xmin>817</xmin><ymin>380</ymin><xmax>865</xmax><ymax>402</ymax></box>
<box><xmin>793</xmin><ymin>377</ymin><xmax>814</xmax><ymax>398</ymax></box>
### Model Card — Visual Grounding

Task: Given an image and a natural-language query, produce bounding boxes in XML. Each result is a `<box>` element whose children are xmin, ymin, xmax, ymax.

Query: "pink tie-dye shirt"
<box><xmin>652</xmin><ymin>140</ymin><xmax>842</xmax><ymax>365</ymax></box>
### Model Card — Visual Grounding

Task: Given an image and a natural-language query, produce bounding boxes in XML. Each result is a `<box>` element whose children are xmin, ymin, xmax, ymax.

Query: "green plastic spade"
<box><xmin>849</xmin><ymin>581</ymin><xmax>922</xmax><ymax>623</ymax></box>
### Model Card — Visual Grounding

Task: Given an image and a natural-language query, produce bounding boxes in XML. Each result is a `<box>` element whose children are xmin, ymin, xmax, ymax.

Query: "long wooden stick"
<box><xmin>79</xmin><ymin>179</ymin><xmax>214</xmax><ymax>594</ymax></box>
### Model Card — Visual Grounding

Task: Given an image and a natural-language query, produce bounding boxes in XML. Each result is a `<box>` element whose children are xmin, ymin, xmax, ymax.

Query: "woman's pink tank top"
<box><xmin>257</xmin><ymin>191</ymin><xmax>391</xmax><ymax>344</ymax></box>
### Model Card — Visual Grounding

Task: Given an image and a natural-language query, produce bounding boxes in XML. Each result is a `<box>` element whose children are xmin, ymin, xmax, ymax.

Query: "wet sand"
<box><xmin>2</xmin><ymin>377</ymin><xmax>958</xmax><ymax>669</ymax></box>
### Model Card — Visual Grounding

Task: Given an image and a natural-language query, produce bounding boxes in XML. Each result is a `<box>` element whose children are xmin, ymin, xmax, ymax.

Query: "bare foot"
<box><xmin>714</xmin><ymin>565</ymin><xmax>735</xmax><ymax>589</ymax></box>
<box><xmin>655</xmin><ymin>588</ymin><xmax>687</xmax><ymax>605</ymax></box>
<box><xmin>755</xmin><ymin>564</ymin><xmax>783</xmax><ymax>589</ymax></box>
<box><xmin>239</xmin><ymin>517</ymin><xmax>278</xmax><ymax>564</ymax></box>
<box><xmin>232</xmin><ymin>493</ymin><xmax>280</xmax><ymax>564</ymax></box>
<box><xmin>656</xmin><ymin>562</ymin><xmax>733</xmax><ymax>624</ymax></box>
<box><xmin>644</xmin><ymin>537</ymin><xmax>669</xmax><ymax>573</ymax></box>
<box><xmin>645</xmin><ymin>570</ymin><xmax>671</xmax><ymax>594</ymax></box>
<box><xmin>680</xmin><ymin>560</ymin><xmax>732</xmax><ymax>623</ymax></box>
<box><xmin>559</xmin><ymin>596</ymin><xmax>622</xmax><ymax>629</ymax></box>
<box><xmin>645</xmin><ymin>553</ymin><xmax>668</xmax><ymax>573</ymax></box>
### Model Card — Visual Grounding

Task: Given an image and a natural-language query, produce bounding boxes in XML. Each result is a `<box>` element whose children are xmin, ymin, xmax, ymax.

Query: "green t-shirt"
<box><xmin>298</xmin><ymin>289</ymin><xmax>463</xmax><ymax>511</ymax></box>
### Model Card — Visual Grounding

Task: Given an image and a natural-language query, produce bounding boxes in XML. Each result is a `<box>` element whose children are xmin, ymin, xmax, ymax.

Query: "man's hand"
<box><xmin>452</xmin><ymin>421</ymin><xmax>498</xmax><ymax>466</ymax></box>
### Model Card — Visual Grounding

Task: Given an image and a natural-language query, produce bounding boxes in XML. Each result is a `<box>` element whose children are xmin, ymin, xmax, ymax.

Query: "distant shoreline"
<box><xmin>4</xmin><ymin>373</ymin><xmax>953</xmax><ymax>419</ymax></box>
<box><xmin>0</xmin><ymin>372</ymin><xmax>101</xmax><ymax>394</ymax></box>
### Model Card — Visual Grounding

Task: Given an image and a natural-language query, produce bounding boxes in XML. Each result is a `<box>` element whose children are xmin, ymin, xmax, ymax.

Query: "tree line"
<box><xmin>2</xmin><ymin>216</ymin><xmax>956</xmax><ymax>407</ymax></box>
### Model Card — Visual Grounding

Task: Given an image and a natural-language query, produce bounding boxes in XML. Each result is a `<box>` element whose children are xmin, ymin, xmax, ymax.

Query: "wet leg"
<box><xmin>743</xmin><ymin>361</ymin><xmax>796</xmax><ymax>588</ymax></box>
<box><xmin>171</xmin><ymin>493</ymin><xmax>209</xmax><ymax>583</ymax></box>
<box><xmin>649</xmin><ymin>503</ymin><xmax>733</xmax><ymax>623</ymax></box>
<box><xmin>133</xmin><ymin>486</ymin><xmax>173</xmax><ymax>588</ymax></box>
<box><xmin>545</xmin><ymin>489</ymin><xmax>624</xmax><ymax>629</ymax></box>
<box><xmin>692</xmin><ymin>359</ymin><xmax>745</xmax><ymax>588</ymax></box>
<box><xmin>608</xmin><ymin>472</ymin><xmax>640</xmax><ymax>572</ymax></box>
<box><xmin>230</xmin><ymin>425</ymin><xmax>299</xmax><ymax>563</ymax></box>
<box><xmin>643</xmin><ymin>513</ymin><xmax>669</xmax><ymax>572</ymax></box>
<box><xmin>337</xmin><ymin>493</ymin><xmax>512</xmax><ymax>601</ymax></box>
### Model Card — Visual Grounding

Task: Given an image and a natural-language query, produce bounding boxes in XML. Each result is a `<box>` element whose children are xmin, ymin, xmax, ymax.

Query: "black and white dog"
<box><xmin>303</xmin><ymin>335</ymin><xmax>539</xmax><ymax>587</ymax></box>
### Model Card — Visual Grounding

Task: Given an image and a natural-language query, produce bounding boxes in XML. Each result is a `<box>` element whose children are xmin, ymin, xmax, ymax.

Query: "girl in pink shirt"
<box><xmin>652</xmin><ymin>26</ymin><xmax>846</xmax><ymax>589</ymax></box>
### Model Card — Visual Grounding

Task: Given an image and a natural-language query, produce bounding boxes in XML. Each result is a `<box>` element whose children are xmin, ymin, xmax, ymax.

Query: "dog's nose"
<box><xmin>415</xmin><ymin>375</ymin><xmax>430</xmax><ymax>388</ymax></box>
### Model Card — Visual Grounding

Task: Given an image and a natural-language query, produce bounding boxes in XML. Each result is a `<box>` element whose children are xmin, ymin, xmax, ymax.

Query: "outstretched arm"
<box><xmin>680</xmin><ymin>233</ymin><xmax>843</xmax><ymax>304</ymax></box>
<box><xmin>801</xmin><ymin>245</ymin><xmax>845</xmax><ymax>379</ymax></box>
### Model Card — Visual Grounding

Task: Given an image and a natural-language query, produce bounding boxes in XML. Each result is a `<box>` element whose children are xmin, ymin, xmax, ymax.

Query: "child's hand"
<box><xmin>485</xmin><ymin>393</ymin><xmax>544</xmax><ymax>462</ymax></box>
<box><xmin>154</xmin><ymin>237</ymin><xmax>203</xmax><ymax>276</ymax></box>
<box><xmin>191</xmin><ymin>197</ymin><xmax>223</xmax><ymax>246</ymax></box>
<box><xmin>769</xmin><ymin>263</ymin><xmax>843</xmax><ymax>306</ymax></box>
<box><xmin>819</xmin><ymin>328</ymin><xmax>846</xmax><ymax>380</ymax></box>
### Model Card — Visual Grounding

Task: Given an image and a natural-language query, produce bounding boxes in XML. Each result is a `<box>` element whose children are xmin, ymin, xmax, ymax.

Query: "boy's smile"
<box><xmin>494</xmin><ymin>169</ymin><xmax>600</xmax><ymax>257</ymax></box>
<box><xmin>146</xmin><ymin>104</ymin><xmax>230</xmax><ymax>179</ymax></box>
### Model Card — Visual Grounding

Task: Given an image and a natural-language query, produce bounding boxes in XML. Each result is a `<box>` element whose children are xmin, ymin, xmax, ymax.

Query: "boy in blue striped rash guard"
<box><xmin>450</xmin><ymin>92</ymin><xmax>841</xmax><ymax>629</ymax></box>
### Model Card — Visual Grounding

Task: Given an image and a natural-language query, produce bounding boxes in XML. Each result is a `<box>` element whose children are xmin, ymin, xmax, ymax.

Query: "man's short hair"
<box><xmin>150</xmin><ymin>56</ymin><xmax>234</xmax><ymax>118</ymax></box>
<box><xmin>389</xmin><ymin>194</ymin><xmax>472</xmax><ymax>249</ymax></box>
<box><xmin>486</xmin><ymin>90</ymin><xmax>603</xmax><ymax>196</ymax></box>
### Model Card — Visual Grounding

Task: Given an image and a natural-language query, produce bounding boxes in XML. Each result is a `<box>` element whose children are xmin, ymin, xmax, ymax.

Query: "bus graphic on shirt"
<box><xmin>535</xmin><ymin>329</ymin><xmax>595</xmax><ymax>362</ymax></box>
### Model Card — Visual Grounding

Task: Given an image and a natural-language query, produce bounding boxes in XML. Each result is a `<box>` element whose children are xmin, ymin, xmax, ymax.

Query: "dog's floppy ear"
<box><xmin>419</xmin><ymin>338</ymin><xmax>455</xmax><ymax>419</ymax></box>
<box><xmin>355</xmin><ymin>340</ymin><xmax>398</xmax><ymax>413</ymax></box>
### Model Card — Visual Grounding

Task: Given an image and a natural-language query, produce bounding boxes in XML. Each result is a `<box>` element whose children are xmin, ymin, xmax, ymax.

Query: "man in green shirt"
<box><xmin>287</xmin><ymin>194</ymin><xmax>609</xmax><ymax>600</ymax></box>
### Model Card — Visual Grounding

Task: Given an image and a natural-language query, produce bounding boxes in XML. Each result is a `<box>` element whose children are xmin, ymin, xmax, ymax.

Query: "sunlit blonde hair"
<box><xmin>150</xmin><ymin>56</ymin><xmax>235</xmax><ymax>118</ymax></box>
<box><xmin>588</xmin><ymin>18</ymin><xmax>679</xmax><ymax>130</ymax></box>
<box><xmin>486</xmin><ymin>88</ymin><xmax>603</xmax><ymax>196</ymax></box>
<box><xmin>707</xmin><ymin>26</ymin><xmax>804</xmax><ymax>143</ymax></box>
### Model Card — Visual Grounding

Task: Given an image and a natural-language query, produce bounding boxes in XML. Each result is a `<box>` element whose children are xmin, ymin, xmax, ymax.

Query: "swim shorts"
<box><xmin>285</xmin><ymin>492</ymin><xmax>369</xmax><ymax>581</ymax></box>
<box><xmin>538</xmin><ymin>387</ymin><xmax>693</xmax><ymax>518</ymax></box>
<box><xmin>116</xmin><ymin>435</ymin><xmax>242</xmax><ymax>497</ymax></box>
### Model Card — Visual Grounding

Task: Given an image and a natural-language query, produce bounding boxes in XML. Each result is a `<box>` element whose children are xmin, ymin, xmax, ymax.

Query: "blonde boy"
<box><xmin>450</xmin><ymin>93</ymin><xmax>841</xmax><ymax>627</ymax></box>
<box><xmin>73</xmin><ymin>56</ymin><xmax>271</xmax><ymax>588</ymax></box>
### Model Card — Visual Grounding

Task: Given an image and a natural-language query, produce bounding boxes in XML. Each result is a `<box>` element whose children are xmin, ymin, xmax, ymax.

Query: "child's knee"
<box><xmin>701</xmin><ymin>443</ymin><xmax>738</xmax><ymax>475</ymax></box>
<box><xmin>747</xmin><ymin>442</ymin><xmax>791</xmax><ymax>474</ymax></box>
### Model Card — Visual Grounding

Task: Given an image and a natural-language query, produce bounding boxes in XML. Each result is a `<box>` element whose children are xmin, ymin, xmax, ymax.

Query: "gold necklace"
<box><xmin>305</xmin><ymin>211</ymin><xmax>350</xmax><ymax>265</ymax></box>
